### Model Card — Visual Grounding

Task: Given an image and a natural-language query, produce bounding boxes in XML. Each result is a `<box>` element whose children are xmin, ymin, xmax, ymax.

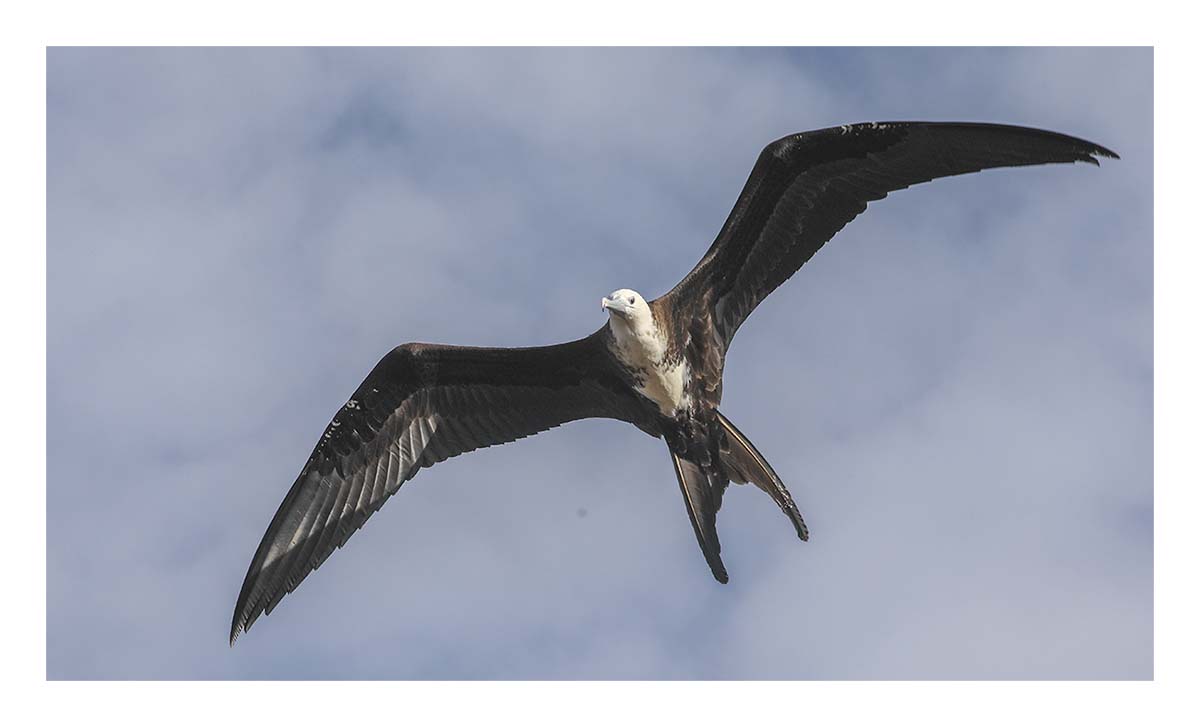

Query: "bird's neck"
<box><xmin>609</xmin><ymin>315</ymin><xmax>669</xmax><ymax>369</ymax></box>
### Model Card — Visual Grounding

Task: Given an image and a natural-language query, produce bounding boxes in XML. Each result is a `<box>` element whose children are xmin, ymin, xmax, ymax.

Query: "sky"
<box><xmin>46</xmin><ymin>47</ymin><xmax>1151</xmax><ymax>680</ymax></box>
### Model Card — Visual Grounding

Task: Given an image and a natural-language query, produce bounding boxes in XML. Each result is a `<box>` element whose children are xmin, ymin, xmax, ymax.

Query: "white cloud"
<box><xmin>47</xmin><ymin>47</ymin><xmax>1150</xmax><ymax>679</ymax></box>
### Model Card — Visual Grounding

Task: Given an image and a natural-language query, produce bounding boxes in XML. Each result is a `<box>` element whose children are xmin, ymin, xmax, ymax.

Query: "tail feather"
<box><xmin>667</xmin><ymin>410</ymin><xmax>807</xmax><ymax>584</ymax></box>
<box><xmin>715</xmin><ymin>410</ymin><xmax>809</xmax><ymax>541</ymax></box>
<box><xmin>669</xmin><ymin>449</ymin><xmax>730</xmax><ymax>584</ymax></box>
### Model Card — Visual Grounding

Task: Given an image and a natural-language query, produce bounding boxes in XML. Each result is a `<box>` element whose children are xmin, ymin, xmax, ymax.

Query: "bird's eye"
<box><xmin>628</xmin><ymin>297</ymin><xmax>635</xmax><ymax>305</ymax></box>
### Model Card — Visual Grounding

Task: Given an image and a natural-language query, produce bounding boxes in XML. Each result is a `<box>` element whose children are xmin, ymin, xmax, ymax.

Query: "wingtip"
<box><xmin>792</xmin><ymin>510</ymin><xmax>810</xmax><ymax>541</ymax></box>
<box><xmin>229</xmin><ymin>612</ymin><xmax>248</xmax><ymax>647</ymax></box>
<box><xmin>1084</xmin><ymin>142</ymin><xmax>1119</xmax><ymax>163</ymax></box>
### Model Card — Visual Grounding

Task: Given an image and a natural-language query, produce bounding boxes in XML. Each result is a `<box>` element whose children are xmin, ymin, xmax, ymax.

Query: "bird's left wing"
<box><xmin>231</xmin><ymin>330</ymin><xmax>643</xmax><ymax>644</ymax></box>
<box><xmin>661</xmin><ymin>122</ymin><xmax>1118</xmax><ymax>348</ymax></box>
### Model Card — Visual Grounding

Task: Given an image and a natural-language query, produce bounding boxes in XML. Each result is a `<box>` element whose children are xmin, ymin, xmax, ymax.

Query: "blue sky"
<box><xmin>46</xmin><ymin>47</ymin><xmax>1151</xmax><ymax>679</ymax></box>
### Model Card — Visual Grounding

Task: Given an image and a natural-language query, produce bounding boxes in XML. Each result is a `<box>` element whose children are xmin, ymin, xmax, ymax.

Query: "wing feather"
<box><xmin>663</xmin><ymin>121</ymin><xmax>1118</xmax><ymax>346</ymax></box>
<box><xmin>231</xmin><ymin>330</ymin><xmax>645</xmax><ymax>644</ymax></box>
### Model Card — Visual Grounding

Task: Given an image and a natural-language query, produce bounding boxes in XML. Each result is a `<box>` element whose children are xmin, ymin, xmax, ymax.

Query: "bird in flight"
<box><xmin>231</xmin><ymin>121</ymin><xmax>1117</xmax><ymax>644</ymax></box>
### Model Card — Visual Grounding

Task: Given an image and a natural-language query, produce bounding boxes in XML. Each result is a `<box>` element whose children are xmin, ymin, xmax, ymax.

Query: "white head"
<box><xmin>601</xmin><ymin>288</ymin><xmax>653</xmax><ymax>334</ymax></box>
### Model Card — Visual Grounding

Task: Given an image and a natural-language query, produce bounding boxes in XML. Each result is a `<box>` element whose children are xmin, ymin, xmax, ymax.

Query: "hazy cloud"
<box><xmin>47</xmin><ymin>47</ymin><xmax>1151</xmax><ymax>679</ymax></box>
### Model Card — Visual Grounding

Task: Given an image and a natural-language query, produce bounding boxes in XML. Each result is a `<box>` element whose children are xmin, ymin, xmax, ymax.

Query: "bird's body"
<box><xmin>231</xmin><ymin>121</ymin><xmax>1117</xmax><ymax>644</ymax></box>
<box><xmin>605</xmin><ymin>290</ymin><xmax>692</xmax><ymax>416</ymax></box>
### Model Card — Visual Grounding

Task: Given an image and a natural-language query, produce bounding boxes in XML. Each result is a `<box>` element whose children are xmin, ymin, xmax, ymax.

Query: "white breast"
<box><xmin>609</xmin><ymin>318</ymin><xmax>691</xmax><ymax>416</ymax></box>
<box><xmin>638</xmin><ymin>358</ymin><xmax>689</xmax><ymax>416</ymax></box>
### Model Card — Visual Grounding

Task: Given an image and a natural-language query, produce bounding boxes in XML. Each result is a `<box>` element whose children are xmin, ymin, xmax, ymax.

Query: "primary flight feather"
<box><xmin>231</xmin><ymin>121</ymin><xmax>1117</xmax><ymax>644</ymax></box>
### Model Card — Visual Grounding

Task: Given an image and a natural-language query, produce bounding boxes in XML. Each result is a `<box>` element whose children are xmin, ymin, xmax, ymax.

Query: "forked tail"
<box><xmin>668</xmin><ymin>409</ymin><xmax>808</xmax><ymax>583</ymax></box>
<box><xmin>714</xmin><ymin>410</ymin><xmax>809</xmax><ymax>541</ymax></box>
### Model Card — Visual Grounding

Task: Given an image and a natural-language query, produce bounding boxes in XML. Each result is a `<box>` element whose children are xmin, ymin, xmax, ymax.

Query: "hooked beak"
<box><xmin>601</xmin><ymin>296</ymin><xmax>628</xmax><ymax>317</ymax></box>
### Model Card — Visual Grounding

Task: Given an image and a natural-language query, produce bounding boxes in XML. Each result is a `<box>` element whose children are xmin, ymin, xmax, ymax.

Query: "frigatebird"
<box><xmin>231</xmin><ymin>121</ymin><xmax>1117</xmax><ymax>644</ymax></box>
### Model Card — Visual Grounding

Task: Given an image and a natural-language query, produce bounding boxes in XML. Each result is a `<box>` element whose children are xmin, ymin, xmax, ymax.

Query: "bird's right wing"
<box><xmin>662</xmin><ymin>122</ymin><xmax>1118</xmax><ymax>348</ymax></box>
<box><xmin>231</xmin><ymin>330</ymin><xmax>644</xmax><ymax>644</ymax></box>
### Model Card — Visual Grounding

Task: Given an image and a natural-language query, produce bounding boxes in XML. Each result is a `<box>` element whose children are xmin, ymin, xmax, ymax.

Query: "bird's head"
<box><xmin>601</xmin><ymin>289</ymin><xmax>652</xmax><ymax>333</ymax></box>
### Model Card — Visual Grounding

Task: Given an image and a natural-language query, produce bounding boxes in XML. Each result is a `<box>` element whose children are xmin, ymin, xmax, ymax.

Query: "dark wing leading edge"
<box><xmin>231</xmin><ymin>330</ymin><xmax>645</xmax><ymax>644</ymax></box>
<box><xmin>662</xmin><ymin>121</ymin><xmax>1118</xmax><ymax>347</ymax></box>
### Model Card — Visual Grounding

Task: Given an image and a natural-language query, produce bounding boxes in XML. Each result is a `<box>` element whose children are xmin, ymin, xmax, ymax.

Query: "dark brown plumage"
<box><xmin>232</xmin><ymin>122</ymin><xmax>1116</xmax><ymax>644</ymax></box>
